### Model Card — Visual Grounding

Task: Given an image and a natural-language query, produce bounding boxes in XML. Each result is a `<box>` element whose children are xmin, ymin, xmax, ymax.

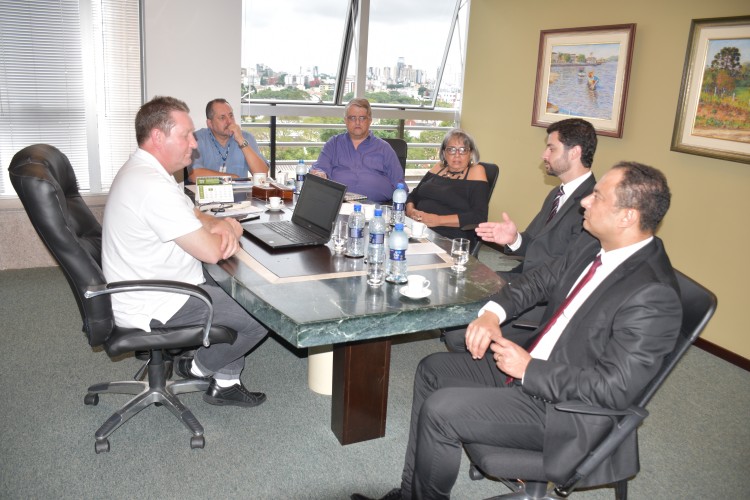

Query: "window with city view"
<box><xmin>240</xmin><ymin>0</ymin><xmax>470</xmax><ymax>180</ymax></box>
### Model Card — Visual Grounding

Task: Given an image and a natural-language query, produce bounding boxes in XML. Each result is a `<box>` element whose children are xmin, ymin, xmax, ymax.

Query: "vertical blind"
<box><xmin>0</xmin><ymin>0</ymin><xmax>142</xmax><ymax>196</ymax></box>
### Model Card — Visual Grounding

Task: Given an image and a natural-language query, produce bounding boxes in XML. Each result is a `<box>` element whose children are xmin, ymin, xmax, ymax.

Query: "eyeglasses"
<box><xmin>209</xmin><ymin>203</ymin><xmax>233</xmax><ymax>213</ymax></box>
<box><xmin>445</xmin><ymin>146</ymin><xmax>470</xmax><ymax>156</ymax></box>
<box><xmin>346</xmin><ymin>115</ymin><xmax>369</xmax><ymax>123</ymax></box>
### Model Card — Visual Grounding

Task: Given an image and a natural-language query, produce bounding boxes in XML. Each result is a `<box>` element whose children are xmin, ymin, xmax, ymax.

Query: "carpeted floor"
<box><xmin>0</xmin><ymin>261</ymin><xmax>748</xmax><ymax>499</ymax></box>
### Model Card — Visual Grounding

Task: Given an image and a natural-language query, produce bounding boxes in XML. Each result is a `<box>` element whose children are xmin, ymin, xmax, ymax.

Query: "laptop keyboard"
<box><xmin>265</xmin><ymin>221</ymin><xmax>318</xmax><ymax>243</ymax></box>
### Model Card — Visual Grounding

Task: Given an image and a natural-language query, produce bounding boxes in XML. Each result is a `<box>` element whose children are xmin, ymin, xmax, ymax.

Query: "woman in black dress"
<box><xmin>405</xmin><ymin>129</ymin><xmax>489</xmax><ymax>246</ymax></box>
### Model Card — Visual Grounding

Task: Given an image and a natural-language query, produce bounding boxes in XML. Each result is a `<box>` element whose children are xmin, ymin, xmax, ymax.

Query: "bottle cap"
<box><xmin>397</xmin><ymin>183</ymin><xmax>405</xmax><ymax>189</ymax></box>
<box><xmin>374</xmin><ymin>209</ymin><xmax>382</xmax><ymax>217</ymax></box>
<box><xmin>354</xmin><ymin>204</ymin><xmax>362</xmax><ymax>212</ymax></box>
<box><xmin>395</xmin><ymin>223</ymin><xmax>404</xmax><ymax>231</ymax></box>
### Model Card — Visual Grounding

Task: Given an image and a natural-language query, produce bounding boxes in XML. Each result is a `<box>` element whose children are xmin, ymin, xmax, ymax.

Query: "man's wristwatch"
<box><xmin>239</xmin><ymin>140</ymin><xmax>249</xmax><ymax>149</ymax></box>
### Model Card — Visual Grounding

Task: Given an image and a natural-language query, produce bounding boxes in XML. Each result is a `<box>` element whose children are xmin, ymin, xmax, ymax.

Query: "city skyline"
<box><xmin>241</xmin><ymin>0</ymin><xmax>464</xmax><ymax>77</ymax></box>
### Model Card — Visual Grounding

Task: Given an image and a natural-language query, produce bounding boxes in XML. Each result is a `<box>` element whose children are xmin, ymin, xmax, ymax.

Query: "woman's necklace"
<box><xmin>444</xmin><ymin>166</ymin><xmax>468</xmax><ymax>178</ymax></box>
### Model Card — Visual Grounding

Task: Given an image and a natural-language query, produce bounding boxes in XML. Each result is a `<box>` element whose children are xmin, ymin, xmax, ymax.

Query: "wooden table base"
<box><xmin>331</xmin><ymin>338</ymin><xmax>392</xmax><ymax>445</ymax></box>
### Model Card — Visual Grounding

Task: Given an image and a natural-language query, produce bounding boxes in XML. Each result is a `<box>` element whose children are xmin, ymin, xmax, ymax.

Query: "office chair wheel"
<box><xmin>84</xmin><ymin>393</ymin><xmax>99</xmax><ymax>406</ymax></box>
<box><xmin>469</xmin><ymin>464</ymin><xmax>485</xmax><ymax>481</ymax></box>
<box><xmin>95</xmin><ymin>439</ymin><xmax>110</xmax><ymax>454</ymax></box>
<box><xmin>190</xmin><ymin>435</ymin><xmax>205</xmax><ymax>449</ymax></box>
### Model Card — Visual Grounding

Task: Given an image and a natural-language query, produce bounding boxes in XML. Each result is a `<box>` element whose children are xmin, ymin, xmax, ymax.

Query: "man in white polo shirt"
<box><xmin>103</xmin><ymin>96</ymin><xmax>267</xmax><ymax>408</ymax></box>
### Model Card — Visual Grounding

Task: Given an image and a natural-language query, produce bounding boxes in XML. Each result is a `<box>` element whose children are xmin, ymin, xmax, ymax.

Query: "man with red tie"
<box><xmin>354</xmin><ymin>162</ymin><xmax>682</xmax><ymax>500</ymax></box>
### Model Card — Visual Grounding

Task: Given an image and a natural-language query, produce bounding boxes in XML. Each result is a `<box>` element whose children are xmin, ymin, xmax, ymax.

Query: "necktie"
<box><xmin>545</xmin><ymin>186</ymin><xmax>564</xmax><ymax>224</ymax></box>
<box><xmin>506</xmin><ymin>254</ymin><xmax>602</xmax><ymax>385</ymax></box>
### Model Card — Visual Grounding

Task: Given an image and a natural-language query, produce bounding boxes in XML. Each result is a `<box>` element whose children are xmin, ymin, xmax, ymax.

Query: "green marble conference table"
<box><xmin>203</xmin><ymin>190</ymin><xmax>504</xmax><ymax>445</ymax></box>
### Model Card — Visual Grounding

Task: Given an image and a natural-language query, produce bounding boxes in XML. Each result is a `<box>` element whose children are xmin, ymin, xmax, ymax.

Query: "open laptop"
<box><xmin>243</xmin><ymin>173</ymin><xmax>347</xmax><ymax>249</ymax></box>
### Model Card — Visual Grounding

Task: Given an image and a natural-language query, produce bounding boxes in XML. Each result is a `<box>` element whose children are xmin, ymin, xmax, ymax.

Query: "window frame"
<box><xmin>242</xmin><ymin>0</ymin><xmax>470</xmax><ymax>119</ymax></box>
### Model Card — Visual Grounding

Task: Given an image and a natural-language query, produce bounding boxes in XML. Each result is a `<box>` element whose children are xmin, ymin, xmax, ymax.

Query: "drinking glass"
<box><xmin>381</xmin><ymin>206</ymin><xmax>393</xmax><ymax>227</ymax></box>
<box><xmin>450</xmin><ymin>238</ymin><xmax>470</xmax><ymax>272</ymax></box>
<box><xmin>331</xmin><ymin>219</ymin><xmax>348</xmax><ymax>254</ymax></box>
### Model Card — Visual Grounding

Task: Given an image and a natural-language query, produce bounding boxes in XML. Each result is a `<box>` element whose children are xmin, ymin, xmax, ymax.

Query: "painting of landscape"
<box><xmin>693</xmin><ymin>38</ymin><xmax>750</xmax><ymax>144</ymax></box>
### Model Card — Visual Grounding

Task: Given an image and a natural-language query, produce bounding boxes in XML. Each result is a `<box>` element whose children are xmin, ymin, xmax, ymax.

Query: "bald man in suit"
<box><xmin>355</xmin><ymin>162</ymin><xmax>682</xmax><ymax>500</ymax></box>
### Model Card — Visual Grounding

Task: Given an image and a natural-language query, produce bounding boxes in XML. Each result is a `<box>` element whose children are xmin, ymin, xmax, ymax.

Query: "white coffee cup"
<box><xmin>407</xmin><ymin>275</ymin><xmax>430</xmax><ymax>294</ymax></box>
<box><xmin>363</xmin><ymin>204</ymin><xmax>375</xmax><ymax>220</ymax></box>
<box><xmin>253</xmin><ymin>172</ymin><xmax>267</xmax><ymax>185</ymax></box>
<box><xmin>268</xmin><ymin>196</ymin><xmax>282</xmax><ymax>209</ymax></box>
<box><xmin>411</xmin><ymin>221</ymin><xmax>426</xmax><ymax>237</ymax></box>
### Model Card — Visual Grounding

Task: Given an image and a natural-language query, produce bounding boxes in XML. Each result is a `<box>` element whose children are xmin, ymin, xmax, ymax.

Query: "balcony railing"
<box><xmin>241</xmin><ymin>102</ymin><xmax>460</xmax><ymax>186</ymax></box>
<box><xmin>241</xmin><ymin>118</ymin><xmax>454</xmax><ymax>187</ymax></box>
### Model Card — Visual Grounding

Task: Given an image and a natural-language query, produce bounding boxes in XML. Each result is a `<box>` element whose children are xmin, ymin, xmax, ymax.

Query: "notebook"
<box><xmin>242</xmin><ymin>173</ymin><xmax>347</xmax><ymax>249</ymax></box>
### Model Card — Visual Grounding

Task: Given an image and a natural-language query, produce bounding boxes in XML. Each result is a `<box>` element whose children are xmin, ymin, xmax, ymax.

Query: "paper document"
<box><xmin>408</xmin><ymin>241</ymin><xmax>446</xmax><ymax>254</ymax></box>
<box><xmin>199</xmin><ymin>201</ymin><xmax>265</xmax><ymax>219</ymax></box>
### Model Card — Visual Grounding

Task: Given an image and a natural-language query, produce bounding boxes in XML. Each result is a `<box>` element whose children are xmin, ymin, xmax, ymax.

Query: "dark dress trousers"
<box><xmin>405</xmin><ymin>233</ymin><xmax>682</xmax><ymax>498</ymax></box>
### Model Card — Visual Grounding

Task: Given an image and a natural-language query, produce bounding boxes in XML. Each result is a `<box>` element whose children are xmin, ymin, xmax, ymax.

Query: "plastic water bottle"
<box><xmin>295</xmin><ymin>159</ymin><xmax>306</xmax><ymax>193</ymax></box>
<box><xmin>386</xmin><ymin>222</ymin><xmax>408</xmax><ymax>284</ymax></box>
<box><xmin>392</xmin><ymin>182</ymin><xmax>407</xmax><ymax>225</ymax></box>
<box><xmin>367</xmin><ymin>208</ymin><xmax>386</xmax><ymax>286</ymax></box>
<box><xmin>345</xmin><ymin>204</ymin><xmax>365</xmax><ymax>258</ymax></box>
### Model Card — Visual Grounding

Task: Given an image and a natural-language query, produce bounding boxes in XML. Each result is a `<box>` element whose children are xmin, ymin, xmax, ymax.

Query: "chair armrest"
<box><xmin>84</xmin><ymin>280</ymin><xmax>215</xmax><ymax>347</ymax></box>
<box><xmin>511</xmin><ymin>320</ymin><xmax>539</xmax><ymax>331</ymax></box>
<box><xmin>554</xmin><ymin>401</ymin><xmax>648</xmax><ymax>419</ymax></box>
<box><xmin>553</xmin><ymin>402</ymin><xmax>649</xmax><ymax>496</ymax></box>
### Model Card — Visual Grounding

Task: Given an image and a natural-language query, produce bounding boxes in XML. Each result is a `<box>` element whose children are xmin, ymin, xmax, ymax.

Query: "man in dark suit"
<box><xmin>445</xmin><ymin>118</ymin><xmax>597</xmax><ymax>352</ymax></box>
<box><xmin>353</xmin><ymin>162</ymin><xmax>682</xmax><ymax>500</ymax></box>
<box><xmin>476</xmin><ymin>118</ymin><xmax>597</xmax><ymax>276</ymax></box>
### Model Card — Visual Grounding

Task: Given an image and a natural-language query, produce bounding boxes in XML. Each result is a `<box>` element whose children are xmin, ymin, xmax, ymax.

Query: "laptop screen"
<box><xmin>291</xmin><ymin>174</ymin><xmax>346</xmax><ymax>234</ymax></box>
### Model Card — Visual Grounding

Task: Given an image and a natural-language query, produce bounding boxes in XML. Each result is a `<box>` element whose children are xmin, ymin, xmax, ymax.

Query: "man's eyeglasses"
<box><xmin>346</xmin><ymin>115</ymin><xmax>369</xmax><ymax>123</ymax></box>
<box><xmin>445</xmin><ymin>146</ymin><xmax>470</xmax><ymax>156</ymax></box>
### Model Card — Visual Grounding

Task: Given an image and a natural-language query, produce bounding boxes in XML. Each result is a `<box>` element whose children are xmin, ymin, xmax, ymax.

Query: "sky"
<box><xmin>704</xmin><ymin>38</ymin><xmax>750</xmax><ymax>68</ymax></box>
<box><xmin>552</xmin><ymin>43</ymin><xmax>621</xmax><ymax>60</ymax></box>
<box><xmin>241</xmin><ymin>0</ymin><xmax>464</xmax><ymax>75</ymax></box>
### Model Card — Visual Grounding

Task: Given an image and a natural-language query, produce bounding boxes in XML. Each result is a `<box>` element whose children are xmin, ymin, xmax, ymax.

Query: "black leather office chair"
<box><xmin>470</xmin><ymin>161</ymin><xmax>500</xmax><ymax>257</ymax></box>
<box><xmin>9</xmin><ymin>144</ymin><xmax>237</xmax><ymax>453</ymax></box>
<box><xmin>463</xmin><ymin>270</ymin><xmax>717</xmax><ymax>499</ymax></box>
<box><xmin>383</xmin><ymin>137</ymin><xmax>408</xmax><ymax>174</ymax></box>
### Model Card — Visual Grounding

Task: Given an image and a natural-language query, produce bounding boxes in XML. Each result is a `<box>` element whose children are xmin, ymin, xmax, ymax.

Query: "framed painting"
<box><xmin>671</xmin><ymin>16</ymin><xmax>750</xmax><ymax>164</ymax></box>
<box><xmin>531</xmin><ymin>24</ymin><xmax>636</xmax><ymax>138</ymax></box>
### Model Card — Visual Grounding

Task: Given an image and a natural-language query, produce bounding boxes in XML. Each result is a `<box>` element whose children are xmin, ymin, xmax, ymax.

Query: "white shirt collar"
<box><xmin>559</xmin><ymin>171</ymin><xmax>592</xmax><ymax>206</ymax></box>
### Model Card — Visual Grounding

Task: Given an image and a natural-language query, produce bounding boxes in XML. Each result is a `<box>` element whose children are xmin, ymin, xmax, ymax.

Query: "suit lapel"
<box><xmin>552</xmin><ymin>240</ymin><xmax>658</xmax><ymax>351</ymax></box>
<box><xmin>525</xmin><ymin>187</ymin><xmax>559</xmax><ymax>236</ymax></box>
<box><xmin>534</xmin><ymin>176</ymin><xmax>593</xmax><ymax>236</ymax></box>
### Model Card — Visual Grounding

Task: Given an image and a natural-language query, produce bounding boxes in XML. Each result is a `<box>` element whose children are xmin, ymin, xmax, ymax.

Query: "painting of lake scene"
<box><xmin>546</xmin><ymin>43</ymin><xmax>620</xmax><ymax>120</ymax></box>
<box><xmin>533</xmin><ymin>25</ymin><xmax>636</xmax><ymax>137</ymax></box>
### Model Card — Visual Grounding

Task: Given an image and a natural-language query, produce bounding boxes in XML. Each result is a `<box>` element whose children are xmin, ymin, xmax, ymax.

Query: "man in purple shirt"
<box><xmin>310</xmin><ymin>98</ymin><xmax>406</xmax><ymax>203</ymax></box>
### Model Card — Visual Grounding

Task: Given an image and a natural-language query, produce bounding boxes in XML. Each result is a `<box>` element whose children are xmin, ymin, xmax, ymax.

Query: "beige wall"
<box><xmin>142</xmin><ymin>0</ymin><xmax>241</xmax><ymax>130</ymax></box>
<box><xmin>462</xmin><ymin>0</ymin><xmax>749</xmax><ymax>358</ymax></box>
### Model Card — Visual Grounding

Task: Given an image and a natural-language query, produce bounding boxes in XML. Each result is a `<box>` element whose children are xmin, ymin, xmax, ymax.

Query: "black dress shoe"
<box><xmin>351</xmin><ymin>488</ymin><xmax>403</xmax><ymax>500</ymax></box>
<box><xmin>174</xmin><ymin>356</ymin><xmax>210</xmax><ymax>380</ymax></box>
<box><xmin>203</xmin><ymin>380</ymin><xmax>267</xmax><ymax>408</ymax></box>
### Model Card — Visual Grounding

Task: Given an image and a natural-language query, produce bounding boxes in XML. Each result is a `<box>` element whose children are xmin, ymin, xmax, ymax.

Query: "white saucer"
<box><xmin>265</xmin><ymin>203</ymin><xmax>285</xmax><ymax>212</ymax></box>
<box><xmin>399</xmin><ymin>286</ymin><xmax>432</xmax><ymax>299</ymax></box>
